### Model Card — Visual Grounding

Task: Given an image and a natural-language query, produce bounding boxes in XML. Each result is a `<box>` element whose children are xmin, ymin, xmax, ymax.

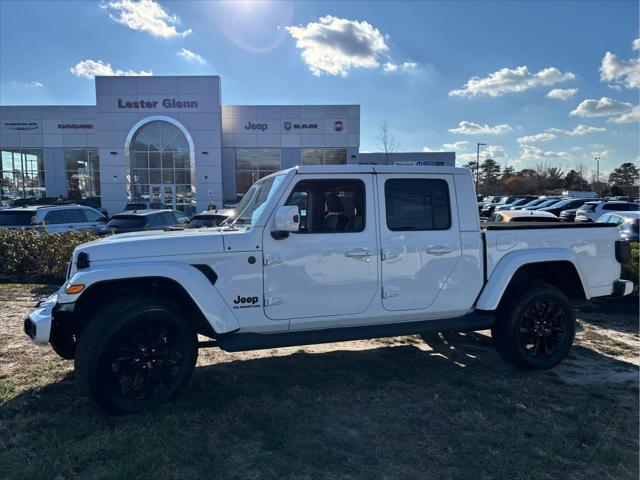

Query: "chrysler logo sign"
<box><xmin>4</xmin><ymin>122</ymin><xmax>38</xmax><ymax>131</ymax></box>
<box><xmin>334</xmin><ymin>120</ymin><xmax>343</xmax><ymax>132</ymax></box>
<box><xmin>283</xmin><ymin>121</ymin><xmax>318</xmax><ymax>130</ymax></box>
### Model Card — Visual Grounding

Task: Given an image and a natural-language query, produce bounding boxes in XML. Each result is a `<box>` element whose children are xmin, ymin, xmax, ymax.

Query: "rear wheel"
<box><xmin>75</xmin><ymin>298</ymin><xmax>198</xmax><ymax>413</ymax></box>
<box><xmin>492</xmin><ymin>282</ymin><xmax>575</xmax><ymax>369</ymax></box>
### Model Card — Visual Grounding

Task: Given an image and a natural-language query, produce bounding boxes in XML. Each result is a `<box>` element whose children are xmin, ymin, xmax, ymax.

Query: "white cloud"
<box><xmin>102</xmin><ymin>0</ymin><xmax>191</xmax><ymax>38</ymax></box>
<box><xmin>519</xmin><ymin>144</ymin><xmax>572</xmax><ymax>161</ymax></box>
<box><xmin>383</xmin><ymin>61</ymin><xmax>417</xmax><ymax>73</ymax></box>
<box><xmin>457</xmin><ymin>152</ymin><xmax>478</xmax><ymax>163</ymax></box>
<box><xmin>546</xmin><ymin>88</ymin><xmax>577</xmax><ymax>100</ymax></box>
<box><xmin>633</xmin><ymin>38</ymin><xmax>640</xmax><ymax>51</ymax></box>
<box><xmin>486</xmin><ymin>145</ymin><xmax>506</xmax><ymax>158</ymax></box>
<box><xmin>591</xmin><ymin>150</ymin><xmax>609</xmax><ymax>159</ymax></box>
<box><xmin>422</xmin><ymin>146</ymin><xmax>436</xmax><ymax>152</ymax></box>
<box><xmin>448</xmin><ymin>121</ymin><xmax>512</xmax><ymax>135</ymax></box>
<box><xmin>600</xmin><ymin>48</ymin><xmax>640</xmax><ymax>89</ymax></box>
<box><xmin>569</xmin><ymin>97</ymin><xmax>633</xmax><ymax>118</ymax></box>
<box><xmin>70</xmin><ymin>59</ymin><xmax>152</xmax><ymax>79</ymax></box>
<box><xmin>177</xmin><ymin>48</ymin><xmax>206</xmax><ymax>64</ymax></box>
<box><xmin>449</xmin><ymin>65</ymin><xmax>575</xmax><ymax>97</ymax></box>
<box><xmin>609</xmin><ymin>105</ymin><xmax>640</xmax><ymax>124</ymax></box>
<box><xmin>285</xmin><ymin>16</ymin><xmax>390</xmax><ymax>76</ymax></box>
<box><xmin>27</xmin><ymin>81</ymin><xmax>44</xmax><ymax>87</ymax></box>
<box><xmin>564</xmin><ymin>124</ymin><xmax>606</xmax><ymax>136</ymax></box>
<box><xmin>442</xmin><ymin>140</ymin><xmax>472</xmax><ymax>151</ymax></box>
<box><xmin>517</xmin><ymin>132</ymin><xmax>557</xmax><ymax>143</ymax></box>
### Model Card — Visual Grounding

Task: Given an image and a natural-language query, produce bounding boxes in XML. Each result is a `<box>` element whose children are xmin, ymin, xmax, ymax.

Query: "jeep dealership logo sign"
<box><xmin>117</xmin><ymin>98</ymin><xmax>198</xmax><ymax>109</ymax></box>
<box><xmin>58</xmin><ymin>124</ymin><xmax>93</xmax><ymax>129</ymax></box>
<box><xmin>334</xmin><ymin>120</ymin><xmax>344</xmax><ymax>132</ymax></box>
<box><xmin>283</xmin><ymin>121</ymin><xmax>318</xmax><ymax>130</ymax></box>
<box><xmin>4</xmin><ymin>122</ymin><xmax>38</xmax><ymax>131</ymax></box>
<box><xmin>245</xmin><ymin>121</ymin><xmax>268</xmax><ymax>131</ymax></box>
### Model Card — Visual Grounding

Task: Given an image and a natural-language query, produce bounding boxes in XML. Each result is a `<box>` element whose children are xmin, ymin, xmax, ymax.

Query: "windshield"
<box><xmin>0</xmin><ymin>211</ymin><xmax>35</xmax><ymax>226</ymax></box>
<box><xmin>231</xmin><ymin>174</ymin><xmax>286</xmax><ymax>226</ymax></box>
<box><xmin>107</xmin><ymin>216</ymin><xmax>146</xmax><ymax>228</ymax></box>
<box><xmin>535</xmin><ymin>199</ymin><xmax>562</xmax><ymax>209</ymax></box>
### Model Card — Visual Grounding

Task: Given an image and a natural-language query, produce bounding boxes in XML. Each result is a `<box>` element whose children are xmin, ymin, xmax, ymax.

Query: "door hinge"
<box><xmin>263</xmin><ymin>254</ymin><xmax>282</xmax><ymax>266</ymax></box>
<box><xmin>382</xmin><ymin>286</ymin><xmax>400</xmax><ymax>299</ymax></box>
<box><xmin>264</xmin><ymin>295</ymin><xmax>284</xmax><ymax>306</ymax></box>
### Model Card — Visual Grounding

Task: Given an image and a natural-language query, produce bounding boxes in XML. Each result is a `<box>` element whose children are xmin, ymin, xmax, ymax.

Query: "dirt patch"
<box><xmin>1</xmin><ymin>284</ymin><xmax>638</xmax><ymax>480</ymax></box>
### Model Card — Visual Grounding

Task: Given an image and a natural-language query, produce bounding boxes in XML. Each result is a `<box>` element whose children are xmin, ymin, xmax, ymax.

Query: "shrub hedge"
<box><xmin>621</xmin><ymin>241</ymin><xmax>639</xmax><ymax>286</ymax></box>
<box><xmin>0</xmin><ymin>229</ymin><xmax>99</xmax><ymax>284</ymax></box>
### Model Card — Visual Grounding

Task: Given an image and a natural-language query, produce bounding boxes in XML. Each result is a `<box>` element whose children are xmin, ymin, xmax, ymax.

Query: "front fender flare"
<box><xmin>476</xmin><ymin>248</ymin><xmax>589</xmax><ymax>311</ymax></box>
<box><xmin>60</xmin><ymin>262</ymin><xmax>240</xmax><ymax>334</ymax></box>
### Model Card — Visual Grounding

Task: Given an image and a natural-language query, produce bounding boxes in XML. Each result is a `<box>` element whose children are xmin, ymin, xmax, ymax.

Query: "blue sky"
<box><xmin>1</xmin><ymin>0</ymin><xmax>638</xmax><ymax>175</ymax></box>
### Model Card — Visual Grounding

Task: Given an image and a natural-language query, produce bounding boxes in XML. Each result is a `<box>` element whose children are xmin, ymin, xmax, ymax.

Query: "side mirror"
<box><xmin>273</xmin><ymin>205</ymin><xmax>300</xmax><ymax>239</ymax></box>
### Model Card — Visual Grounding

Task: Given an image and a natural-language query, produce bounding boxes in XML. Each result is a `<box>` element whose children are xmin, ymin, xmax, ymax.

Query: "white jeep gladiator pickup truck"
<box><xmin>25</xmin><ymin>165</ymin><xmax>633</xmax><ymax>412</ymax></box>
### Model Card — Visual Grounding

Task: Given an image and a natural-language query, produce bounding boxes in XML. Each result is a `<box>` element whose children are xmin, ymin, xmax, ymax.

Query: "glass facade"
<box><xmin>129</xmin><ymin>120</ymin><xmax>193</xmax><ymax>210</ymax></box>
<box><xmin>235</xmin><ymin>148</ymin><xmax>280</xmax><ymax>200</ymax></box>
<box><xmin>0</xmin><ymin>148</ymin><xmax>45</xmax><ymax>200</ymax></box>
<box><xmin>65</xmin><ymin>148</ymin><xmax>100</xmax><ymax>199</ymax></box>
<box><xmin>301</xmin><ymin>148</ymin><xmax>347</xmax><ymax>166</ymax></box>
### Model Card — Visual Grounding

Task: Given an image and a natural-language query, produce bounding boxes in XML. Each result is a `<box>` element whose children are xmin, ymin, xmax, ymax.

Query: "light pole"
<box><xmin>594</xmin><ymin>156</ymin><xmax>600</xmax><ymax>185</ymax></box>
<box><xmin>476</xmin><ymin>142</ymin><xmax>486</xmax><ymax>191</ymax></box>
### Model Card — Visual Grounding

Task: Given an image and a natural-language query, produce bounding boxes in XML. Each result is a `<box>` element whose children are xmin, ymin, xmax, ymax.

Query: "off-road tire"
<box><xmin>492</xmin><ymin>282</ymin><xmax>575</xmax><ymax>369</ymax></box>
<box><xmin>74</xmin><ymin>298</ymin><xmax>198</xmax><ymax>413</ymax></box>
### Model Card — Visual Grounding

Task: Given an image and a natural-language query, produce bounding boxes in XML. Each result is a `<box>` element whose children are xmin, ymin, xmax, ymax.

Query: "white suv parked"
<box><xmin>0</xmin><ymin>205</ymin><xmax>106</xmax><ymax>233</ymax></box>
<box><xmin>575</xmin><ymin>201</ymin><xmax>638</xmax><ymax>223</ymax></box>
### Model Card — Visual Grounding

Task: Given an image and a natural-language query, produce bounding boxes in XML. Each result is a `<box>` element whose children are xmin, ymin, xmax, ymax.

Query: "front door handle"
<box><xmin>345</xmin><ymin>247</ymin><xmax>371</xmax><ymax>257</ymax></box>
<box><xmin>426</xmin><ymin>245</ymin><xmax>455</xmax><ymax>255</ymax></box>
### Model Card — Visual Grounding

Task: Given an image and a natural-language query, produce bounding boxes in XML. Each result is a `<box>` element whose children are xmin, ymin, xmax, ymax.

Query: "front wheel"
<box><xmin>492</xmin><ymin>283</ymin><xmax>575</xmax><ymax>369</ymax></box>
<box><xmin>74</xmin><ymin>298</ymin><xmax>198</xmax><ymax>413</ymax></box>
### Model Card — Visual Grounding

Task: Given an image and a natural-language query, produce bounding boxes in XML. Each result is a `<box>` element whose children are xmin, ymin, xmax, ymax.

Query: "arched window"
<box><xmin>129</xmin><ymin>120</ymin><xmax>193</xmax><ymax>210</ymax></box>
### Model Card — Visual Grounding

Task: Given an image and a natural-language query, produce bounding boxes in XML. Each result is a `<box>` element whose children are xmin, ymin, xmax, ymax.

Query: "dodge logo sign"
<box><xmin>334</xmin><ymin>120</ymin><xmax>344</xmax><ymax>132</ymax></box>
<box><xmin>58</xmin><ymin>124</ymin><xmax>94</xmax><ymax>129</ymax></box>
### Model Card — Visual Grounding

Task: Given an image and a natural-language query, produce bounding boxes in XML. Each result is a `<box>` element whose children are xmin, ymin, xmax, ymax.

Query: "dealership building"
<box><xmin>0</xmin><ymin>75</ymin><xmax>454</xmax><ymax>214</ymax></box>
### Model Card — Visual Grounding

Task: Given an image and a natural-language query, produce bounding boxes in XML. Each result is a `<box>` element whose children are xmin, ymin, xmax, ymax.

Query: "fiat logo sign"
<box><xmin>334</xmin><ymin>120</ymin><xmax>344</xmax><ymax>132</ymax></box>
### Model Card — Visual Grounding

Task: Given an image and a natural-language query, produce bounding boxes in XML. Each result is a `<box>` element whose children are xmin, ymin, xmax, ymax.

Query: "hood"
<box><xmin>76</xmin><ymin>228</ymin><xmax>227</xmax><ymax>262</ymax></box>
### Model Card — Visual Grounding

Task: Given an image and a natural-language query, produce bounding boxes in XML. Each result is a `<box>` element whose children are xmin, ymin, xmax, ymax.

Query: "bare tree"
<box><xmin>378</xmin><ymin>121</ymin><xmax>399</xmax><ymax>164</ymax></box>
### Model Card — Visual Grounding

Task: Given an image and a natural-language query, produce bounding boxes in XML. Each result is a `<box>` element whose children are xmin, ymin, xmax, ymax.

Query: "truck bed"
<box><xmin>483</xmin><ymin>222</ymin><xmax>616</xmax><ymax>230</ymax></box>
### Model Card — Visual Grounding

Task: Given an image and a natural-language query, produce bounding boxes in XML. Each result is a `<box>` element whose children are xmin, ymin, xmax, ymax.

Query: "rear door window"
<box><xmin>65</xmin><ymin>209</ymin><xmax>87</xmax><ymax>223</ymax></box>
<box><xmin>44</xmin><ymin>210</ymin><xmax>69</xmax><ymax>225</ymax></box>
<box><xmin>384</xmin><ymin>178</ymin><xmax>451</xmax><ymax>231</ymax></box>
<box><xmin>0</xmin><ymin>211</ymin><xmax>35</xmax><ymax>226</ymax></box>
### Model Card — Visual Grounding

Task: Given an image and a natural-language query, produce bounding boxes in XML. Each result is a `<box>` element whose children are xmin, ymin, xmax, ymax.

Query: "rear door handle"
<box><xmin>345</xmin><ymin>247</ymin><xmax>371</xmax><ymax>257</ymax></box>
<box><xmin>426</xmin><ymin>245</ymin><xmax>455</xmax><ymax>255</ymax></box>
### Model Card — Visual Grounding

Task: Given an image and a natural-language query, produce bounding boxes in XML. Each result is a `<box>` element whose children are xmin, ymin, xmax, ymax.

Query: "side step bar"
<box><xmin>205</xmin><ymin>312</ymin><xmax>494</xmax><ymax>353</ymax></box>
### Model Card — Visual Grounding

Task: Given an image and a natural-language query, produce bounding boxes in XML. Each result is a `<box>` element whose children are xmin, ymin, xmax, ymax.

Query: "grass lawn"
<box><xmin>0</xmin><ymin>283</ymin><xmax>638</xmax><ymax>480</ymax></box>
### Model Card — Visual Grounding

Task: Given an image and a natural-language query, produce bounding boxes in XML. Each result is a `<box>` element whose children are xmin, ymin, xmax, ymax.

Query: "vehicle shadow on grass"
<box><xmin>1</xmin><ymin>332</ymin><xmax>638</xmax><ymax>479</ymax></box>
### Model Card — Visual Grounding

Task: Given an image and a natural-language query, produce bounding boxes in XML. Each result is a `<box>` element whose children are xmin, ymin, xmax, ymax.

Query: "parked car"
<box><xmin>25</xmin><ymin>165</ymin><xmax>632</xmax><ymax>413</ymax></box>
<box><xmin>0</xmin><ymin>205</ymin><xmax>106</xmax><ymax>233</ymax></box>
<box><xmin>97</xmin><ymin>209</ymin><xmax>190</xmax><ymax>234</ymax></box>
<box><xmin>522</xmin><ymin>197</ymin><xmax>562</xmax><ymax>211</ymax></box>
<box><xmin>537</xmin><ymin>198</ymin><xmax>589</xmax><ymax>217</ymax></box>
<box><xmin>575</xmin><ymin>201</ymin><xmax>639</xmax><ymax>223</ymax></box>
<box><xmin>559</xmin><ymin>208</ymin><xmax>579</xmax><ymax>222</ymax></box>
<box><xmin>481</xmin><ymin>195</ymin><xmax>520</xmax><ymax>217</ymax></box>
<box><xmin>187</xmin><ymin>209</ymin><xmax>234</xmax><ymax>228</ymax></box>
<box><xmin>488</xmin><ymin>210</ymin><xmax>559</xmax><ymax>223</ymax></box>
<box><xmin>596</xmin><ymin>212</ymin><xmax>639</xmax><ymax>242</ymax></box>
<box><xmin>495</xmin><ymin>196</ymin><xmax>537</xmax><ymax>212</ymax></box>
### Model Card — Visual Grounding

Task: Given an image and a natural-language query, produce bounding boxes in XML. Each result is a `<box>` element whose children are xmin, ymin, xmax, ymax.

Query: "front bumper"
<box><xmin>612</xmin><ymin>280</ymin><xmax>634</xmax><ymax>297</ymax></box>
<box><xmin>24</xmin><ymin>294</ymin><xmax>57</xmax><ymax>344</ymax></box>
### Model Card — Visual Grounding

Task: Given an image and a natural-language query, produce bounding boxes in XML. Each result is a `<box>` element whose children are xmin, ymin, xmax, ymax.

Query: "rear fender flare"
<box><xmin>476</xmin><ymin>248</ymin><xmax>589</xmax><ymax>311</ymax></box>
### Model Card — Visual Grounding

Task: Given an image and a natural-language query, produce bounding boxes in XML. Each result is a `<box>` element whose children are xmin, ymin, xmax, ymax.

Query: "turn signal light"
<box><xmin>65</xmin><ymin>284</ymin><xmax>85</xmax><ymax>295</ymax></box>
